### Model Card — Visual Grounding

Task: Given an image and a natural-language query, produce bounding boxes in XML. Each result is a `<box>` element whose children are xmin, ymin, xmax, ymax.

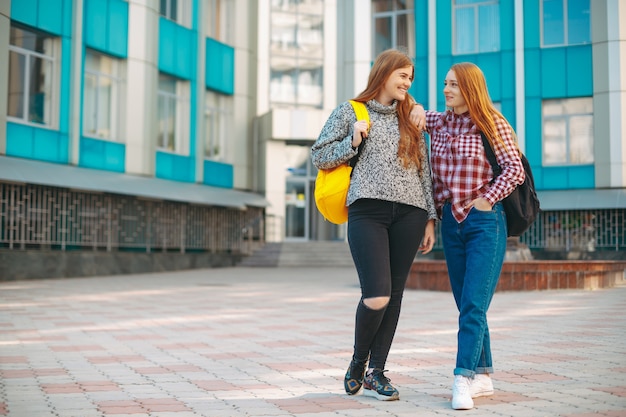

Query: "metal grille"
<box><xmin>432</xmin><ymin>208</ymin><xmax>626</xmax><ymax>252</ymax></box>
<box><xmin>0</xmin><ymin>182</ymin><xmax>264</xmax><ymax>254</ymax></box>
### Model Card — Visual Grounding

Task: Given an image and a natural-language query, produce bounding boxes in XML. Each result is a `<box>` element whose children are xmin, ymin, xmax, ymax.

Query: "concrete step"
<box><xmin>238</xmin><ymin>241</ymin><xmax>353</xmax><ymax>267</ymax></box>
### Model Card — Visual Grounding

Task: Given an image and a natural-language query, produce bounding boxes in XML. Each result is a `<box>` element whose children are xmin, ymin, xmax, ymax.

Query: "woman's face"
<box><xmin>377</xmin><ymin>65</ymin><xmax>413</xmax><ymax>106</ymax></box>
<box><xmin>443</xmin><ymin>70</ymin><xmax>468</xmax><ymax>114</ymax></box>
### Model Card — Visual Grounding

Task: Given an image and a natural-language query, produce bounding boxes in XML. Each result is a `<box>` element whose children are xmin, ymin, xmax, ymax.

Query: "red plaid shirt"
<box><xmin>425</xmin><ymin>110</ymin><xmax>525</xmax><ymax>222</ymax></box>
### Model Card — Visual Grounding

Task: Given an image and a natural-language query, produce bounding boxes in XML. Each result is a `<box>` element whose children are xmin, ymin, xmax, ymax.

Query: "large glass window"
<box><xmin>543</xmin><ymin>98</ymin><xmax>594</xmax><ymax>165</ymax></box>
<box><xmin>372</xmin><ymin>0</ymin><xmax>415</xmax><ymax>58</ymax></box>
<box><xmin>204</xmin><ymin>91</ymin><xmax>232</xmax><ymax>161</ymax></box>
<box><xmin>157</xmin><ymin>74</ymin><xmax>190</xmax><ymax>154</ymax></box>
<box><xmin>7</xmin><ymin>23</ymin><xmax>58</xmax><ymax>126</ymax></box>
<box><xmin>453</xmin><ymin>0</ymin><xmax>500</xmax><ymax>55</ymax></box>
<box><xmin>159</xmin><ymin>0</ymin><xmax>192</xmax><ymax>27</ymax></box>
<box><xmin>206</xmin><ymin>0</ymin><xmax>234</xmax><ymax>44</ymax></box>
<box><xmin>542</xmin><ymin>0</ymin><xmax>590</xmax><ymax>47</ymax></box>
<box><xmin>83</xmin><ymin>50</ymin><xmax>125</xmax><ymax>141</ymax></box>
<box><xmin>270</xmin><ymin>0</ymin><xmax>324</xmax><ymax>108</ymax></box>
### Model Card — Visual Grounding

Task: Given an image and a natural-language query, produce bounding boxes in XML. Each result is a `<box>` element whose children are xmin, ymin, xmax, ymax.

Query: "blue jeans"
<box><xmin>441</xmin><ymin>202</ymin><xmax>507</xmax><ymax>378</ymax></box>
<box><xmin>348</xmin><ymin>198</ymin><xmax>428</xmax><ymax>369</ymax></box>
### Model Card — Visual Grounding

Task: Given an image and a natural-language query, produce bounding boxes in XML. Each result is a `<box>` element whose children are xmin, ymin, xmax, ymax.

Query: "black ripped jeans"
<box><xmin>347</xmin><ymin>198</ymin><xmax>428</xmax><ymax>369</ymax></box>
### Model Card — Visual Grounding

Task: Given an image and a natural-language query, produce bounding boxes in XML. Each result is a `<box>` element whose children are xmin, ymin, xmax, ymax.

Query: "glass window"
<box><xmin>372</xmin><ymin>0</ymin><xmax>415</xmax><ymax>58</ymax></box>
<box><xmin>157</xmin><ymin>74</ymin><xmax>190</xmax><ymax>154</ymax></box>
<box><xmin>160</xmin><ymin>0</ymin><xmax>192</xmax><ymax>27</ymax></box>
<box><xmin>206</xmin><ymin>0</ymin><xmax>234</xmax><ymax>43</ymax></box>
<box><xmin>7</xmin><ymin>24</ymin><xmax>58</xmax><ymax>126</ymax></box>
<box><xmin>453</xmin><ymin>0</ymin><xmax>500</xmax><ymax>55</ymax></box>
<box><xmin>269</xmin><ymin>0</ymin><xmax>324</xmax><ymax>108</ymax></box>
<box><xmin>542</xmin><ymin>98</ymin><xmax>594</xmax><ymax>165</ymax></box>
<box><xmin>204</xmin><ymin>91</ymin><xmax>232</xmax><ymax>161</ymax></box>
<box><xmin>541</xmin><ymin>0</ymin><xmax>590</xmax><ymax>47</ymax></box>
<box><xmin>83</xmin><ymin>50</ymin><xmax>125</xmax><ymax>141</ymax></box>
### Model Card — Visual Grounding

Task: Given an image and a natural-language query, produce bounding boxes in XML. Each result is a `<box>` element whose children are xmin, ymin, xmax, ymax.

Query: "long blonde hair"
<box><xmin>353</xmin><ymin>49</ymin><xmax>424</xmax><ymax>169</ymax></box>
<box><xmin>450</xmin><ymin>62</ymin><xmax>517</xmax><ymax>153</ymax></box>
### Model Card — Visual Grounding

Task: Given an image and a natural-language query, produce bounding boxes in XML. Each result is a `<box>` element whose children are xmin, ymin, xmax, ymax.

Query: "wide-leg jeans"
<box><xmin>441</xmin><ymin>202</ymin><xmax>507</xmax><ymax>378</ymax></box>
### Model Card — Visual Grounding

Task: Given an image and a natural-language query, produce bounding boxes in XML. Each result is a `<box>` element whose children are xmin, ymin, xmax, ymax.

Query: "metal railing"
<box><xmin>0</xmin><ymin>182</ymin><xmax>264</xmax><ymax>254</ymax></box>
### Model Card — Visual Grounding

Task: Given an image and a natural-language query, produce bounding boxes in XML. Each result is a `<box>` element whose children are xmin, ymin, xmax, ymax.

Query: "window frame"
<box><xmin>542</xmin><ymin>97</ymin><xmax>594</xmax><ymax>166</ymax></box>
<box><xmin>7</xmin><ymin>23</ymin><xmax>60</xmax><ymax>129</ymax></box>
<box><xmin>82</xmin><ymin>49</ymin><xmax>126</xmax><ymax>142</ymax></box>
<box><xmin>540</xmin><ymin>0</ymin><xmax>591</xmax><ymax>48</ymax></box>
<box><xmin>159</xmin><ymin>0</ymin><xmax>192</xmax><ymax>28</ymax></box>
<box><xmin>451</xmin><ymin>0</ymin><xmax>500</xmax><ymax>55</ymax></box>
<box><xmin>157</xmin><ymin>74</ymin><xmax>190</xmax><ymax>155</ymax></box>
<box><xmin>371</xmin><ymin>0</ymin><xmax>415</xmax><ymax>58</ymax></box>
<box><xmin>204</xmin><ymin>91</ymin><xmax>232</xmax><ymax>162</ymax></box>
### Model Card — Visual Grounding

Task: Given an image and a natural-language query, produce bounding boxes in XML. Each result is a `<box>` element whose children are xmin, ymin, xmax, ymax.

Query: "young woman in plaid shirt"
<box><xmin>421</xmin><ymin>62</ymin><xmax>525</xmax><ymax>410</ymax></box>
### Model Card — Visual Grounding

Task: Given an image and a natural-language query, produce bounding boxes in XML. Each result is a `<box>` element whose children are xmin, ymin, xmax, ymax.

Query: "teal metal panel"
<box><xmin>203</xmin><ymin>160</ymin><xmax>233</xmax><ymax>188</ymax></box>
<box><xmin>541</xmin><ymin>49</ymin><xmax>567</xmax><ymax>98</ymax></box>
<box><xmin>84</xmin><ymin>0</ymin><xmax>108</xmax><ymax>52</ymax></box>
<box><xmin>79</xmin><ymin>137</ymin><xmax>125</xmax><ymax>172</ymax></box>
<box><xmin>6</xmin><ymin>122</ymin><xmax>35</xmax><ymax>157</ymax></box>
<box><xmin>523</xmin><ymin>0</ymin><xmax>540</xmax><ymax>48</ymax></box>
<box><xmin>59</xmin><ymin>37</ymin><xmax>72</xmax><ymax>133</ymax></box>
<box><xmin>84</xmin><ymin>0</ymin><xmax>128</xmax><ymax>58</ymax></box>
<box><xmin>436</xmin><ymin>1</ymin><xmax>452</xmax><ymax>55</ymax></box>
<box><xmin>33</xmin><ymin>128</ymin><xmax>67</xmax><ymax>162</ymax></box>
<box><xmin>475</xmin><ymin>54</ymin><xmax>502</xmax><ymax>99</ymax></box>
<box><xmin>500</xmin><ymin>51</ymin><xmax>515</xmax><ymax>98</ymax></box>
<box><xmin>38</xmin><ymin>0</ymin><xmax>64</xmax><ymax>35</ymax></box>
<box><xmin>524</xmin><ymin>49</ymin><xmax>541</xmax><ymax>97</ymax></box>
<box><xmin>500</xmin><ymin>0</ymin><xmax>515</xmax><ymax>51</ymax></box>
<box><xmin>158</xmin><ymin>18</ymin><xmax>194</xmax><ymax>80</ymax></box>
<box><xmin>6</xmin><ymin>123</ymin><xmax>68</xmax><ymax>163</ymax></box>
<box><xmin>205</xmin><ymin>38</ymin><xmax>234</xmax><ymax>95</ymax></box>
<box><xmin>413</xmin><ymin>2</ymin><xmax>429</xmax><ymax>104</ymax></box>
<box><xmin>567</xmin><ymin>46</ymin><xmax>592</xmax><ymax>96</ymax></box>
<box><xmin>155</xmin><ymin>152</ymin><xmax>194</xmax><ymax>182</ymax></box>
<box><xmin>108</xmin><ymin>0</ymin><xmax>129</xmax><ymax>57</ymax></box>
<box><xmin>541</xmin><ymin>166</ymin><xmax>595</xmax><ymax>189</ymax></box>
<box><xmin>11</xmin><ymin>0</ymin><xmax>39</xmax><ymax>30</ymax></box>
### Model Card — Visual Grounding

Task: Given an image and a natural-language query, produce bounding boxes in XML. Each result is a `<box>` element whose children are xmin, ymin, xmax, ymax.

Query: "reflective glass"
<box><xmin>543</xmin><ymin>0</ymin><xmax>564</xmax><ymax>45</ymax></box>
<box><xmin>7</xmin><ymin>51</ymin><xmax>25</xmax><ymax>119</ymax></box>
<box><xmin>567</xmin><ymin>0</ymin><xmax>590</xmax><ymax>44</ymax></box>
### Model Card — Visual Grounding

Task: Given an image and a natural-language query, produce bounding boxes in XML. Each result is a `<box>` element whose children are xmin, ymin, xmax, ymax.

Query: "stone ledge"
<box><xmin>407</xmin><ymin>260</ymin><xmax>626</xmax><ymax>291</ymax></box>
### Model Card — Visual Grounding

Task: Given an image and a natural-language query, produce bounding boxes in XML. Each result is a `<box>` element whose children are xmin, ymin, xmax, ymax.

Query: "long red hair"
<box><xmin>450</xmin><ymin>62</ymin><xmax>517</xmax><ymax>153</ymax></box>
<box><xmin>353</xmin><ymin>49</ymin><xmax>423</xmax><ymax>169</ymax></box>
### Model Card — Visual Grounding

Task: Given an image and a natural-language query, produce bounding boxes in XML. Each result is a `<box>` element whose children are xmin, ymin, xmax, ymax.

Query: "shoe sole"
<box><xmin>363</xmin><ymin>388</ymin><xmax>399</xmax><ymax>401</ymax></box>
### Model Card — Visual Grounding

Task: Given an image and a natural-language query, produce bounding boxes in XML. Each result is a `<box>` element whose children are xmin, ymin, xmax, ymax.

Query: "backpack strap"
<box><xmin>347</xmin><ymin>100</ymin><xmax>368</xmax><ymax>169</ymax></box>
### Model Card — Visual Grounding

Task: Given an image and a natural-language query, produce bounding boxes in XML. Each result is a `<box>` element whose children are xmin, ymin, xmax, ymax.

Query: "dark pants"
<box><xmin>347</xmin><ymin>198</ymin><xmax>428</xmax><ymax>369</ymax></box>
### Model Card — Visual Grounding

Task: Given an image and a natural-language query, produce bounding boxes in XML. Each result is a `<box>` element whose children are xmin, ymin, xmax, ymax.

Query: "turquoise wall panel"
<box><xmin>84</xmin><ymin>0</ymin><xmax>128</xmax><ymax>58</ymax></box>
<box><xmin>203</xmin><ymin>160</ymin><xmax>233</xmax><ymax>188</ymax></box>
<box><xmin>158</xmin><ymin>18</ymin><xmax>195</xmax><ymax>80</ymax></box>
<box><xmin>567</xmin><ymin>46</ymin><xmax>592</xmax><ymax>96</ymax></box>
<box><xmin>523</xmin><ymin>0</ymin><xmax>540</xmax><ymax>48</ymax></box>
<box><xmin>500</xmin><ymin>0</ymin><xmax>515</xmax><ymax>50</ymax></box>
<box><xmin>541</xmin><ymin>49</ymin><xmax>567</xmax><ymax>97</ymax></box>
<box><xmin>524</xmin><ymin>49</ymin><xmax>541</xmax><ymax>97</ymax></box>
<box><xmin>79</xmin><ymin>137</ymin><xmax>125</xmax><ymax>172</ymax></box>
<box><xmin>59</xmin><ymin>37</ymin><xmax>72</xmax><ymax>133</ymax></box>
<box><xmin>37</xmin><ymin>0</ymin><xmax>65</xmax><ymax>35</ymax></box>
<box><xmin>205</xmin><ymin>38</ymin><xmax>234</xmax><ymax>95</ymax></box>
<box><xmin>6</xmin><ymin>123</ymin><xmax>68</xmax><ymax>164</ymax></box>
<box><xmin>11</xmin><ymin>0</ymin><xmax>68</xmax><ymax>36</ymax></box>
<box><xmin>541</xmin><ymin>166</ymin><xmax>594</xmax><ymax>189</ymax></box>
<box><xmin>435</xmin><ymin>1</ymin><xmax>452</xmax><ymax>55</ymax></box>
<box><xmin>155</xmin><ymin>152</ymin><xmax>195</xmax><ymax>182</ymax></box>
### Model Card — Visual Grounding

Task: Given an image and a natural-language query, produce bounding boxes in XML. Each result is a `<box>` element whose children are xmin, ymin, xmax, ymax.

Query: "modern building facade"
<box><xmin>1</xmin><ymin>0</ymin><xmax>625</xmax><ymax>270</ymax></box>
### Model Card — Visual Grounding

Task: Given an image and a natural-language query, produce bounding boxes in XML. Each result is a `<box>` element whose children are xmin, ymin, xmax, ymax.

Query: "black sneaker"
<box><xmin>344</xmin><ymin>358</ymin><xmax>367</xmax><ymax>395</ymax></box>
<box><xmin>363</xmin><ymin>369</ymin><xmax>399</xmax><ymax>401</ymax></box>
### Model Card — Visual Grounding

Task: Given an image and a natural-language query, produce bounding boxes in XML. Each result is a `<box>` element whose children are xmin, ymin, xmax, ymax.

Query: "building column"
<box><xmin>0</xmin><ymin>0</ymin><xmax>11</xmax><ymax>155</ymax></box>
<box><xmin>592</xmin><ymin>0</ymin><xmax>626</xmax><ymax>187</ymax></box>
<box><xmin>125</xmin><ymin>0</ymin><xmax>159</xmax><ymax>176</ymax></box>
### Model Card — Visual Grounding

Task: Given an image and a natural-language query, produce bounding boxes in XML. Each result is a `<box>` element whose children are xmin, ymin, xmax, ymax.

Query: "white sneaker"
<box><xmin>470</xmin><ymin>374</ymin><xmax>494</xmax><ymax>398</ymax></box>
<box><xmin>452</xmin><ymin>375</ymin><xmax>474</xmax><ymax>410</ymax></box>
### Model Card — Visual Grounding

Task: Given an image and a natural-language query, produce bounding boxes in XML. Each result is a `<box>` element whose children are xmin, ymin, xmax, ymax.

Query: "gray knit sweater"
<box><xmin>311</xmin><ymin>99</ymin><xmax>437</xmax><ymax>220</ymax></box>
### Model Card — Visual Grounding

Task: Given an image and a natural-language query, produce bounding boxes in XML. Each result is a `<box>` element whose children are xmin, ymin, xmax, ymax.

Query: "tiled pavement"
<box><xmin>0</xmin><ymin>266</ymin><xmax>625</xmax><ymax>417</ymax></box>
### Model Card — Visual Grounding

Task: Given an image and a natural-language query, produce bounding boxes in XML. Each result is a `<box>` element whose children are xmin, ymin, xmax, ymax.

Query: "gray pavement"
<box><xmin>0</xmin><ymin>266</ymin><xmax>625</xmax><ymax>417</ymax></box>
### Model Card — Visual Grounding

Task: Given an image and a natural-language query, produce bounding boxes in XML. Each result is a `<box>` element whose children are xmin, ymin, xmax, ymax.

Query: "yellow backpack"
<box><xmin>314</xmin><ymin>100</ymin><xmax>369</xmax><ymax>224</ymax></box>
